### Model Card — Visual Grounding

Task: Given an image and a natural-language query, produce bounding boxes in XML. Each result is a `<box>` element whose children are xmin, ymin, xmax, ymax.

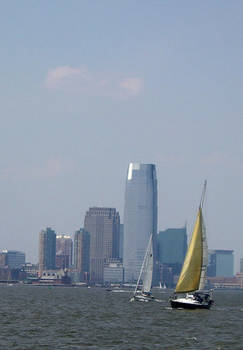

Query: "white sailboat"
<box><xmin>170</xmin><ymin>181</ymin><xmax>214</xmax><ymax>309</ymax></box>
<box><xmin>130</xmin><ymin>234</ymin><xmax>154</xmax><ymax>302</ymax></box>
<box><xmin>158</xmin><ymin>281</ymin><xmax>166</xmax><ymax>290</ymax></box>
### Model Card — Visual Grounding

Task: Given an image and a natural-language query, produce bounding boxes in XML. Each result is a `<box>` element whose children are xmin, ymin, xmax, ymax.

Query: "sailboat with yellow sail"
<box><xmin>170</xmin><ymin>181</ymin><xmax>214</xmax><ymax>309</ymax></box>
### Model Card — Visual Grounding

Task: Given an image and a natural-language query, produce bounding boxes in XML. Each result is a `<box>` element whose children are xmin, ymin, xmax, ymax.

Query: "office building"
<box><xmin>56</xmin><ymin>234</ymin><xmax>73</xmax><ymax>268</ymax></box>
<box><xmin>123</xmin><ymin>163</ymin><xmax>157</xmax><ymax>283</ymax></box>
<box><xmin>158</xmin><ymin>227</ymin><xmax>187</xmax><ymax>265</ymax></box>
<box><xmin>119</xmin><ymin>224</ymin><xmax>124</xmax><ymax>261</ymax></box>
<box><xmin>208</xmin><ymin>250</ymin><xmax>234</xmax><ymax>277</ymax></box>
<box><xmin>0</xmin><ymin>252</ymin><xmax>8</xmax><ymax>267</ymax></box>
<box><xmin>73</xmin><ymin>228</ymin><xmax>90</xmax><ymax>281</ymax></box>
<box><xmin>0</xmin><ymin>250</ymin><xmax>25</xmax><ymax>269</ymax></box>
<box><xmin>39</xmin><ymin>227</ymin><xmax>56</xmax><ymax>275</ymax></box>
<box><xmin>157</xmin><ymin>227</ymin><xmax>187</xmax><ymax>287</ymax></box>
<box><xmin>240</xmin><ymin>258</ymin><xmax>243</xmax><ymax>273</ymax></box>
<box><xmin>84</xmin><ymin>207</ymin><xmax>120</xmax><ymax>284</ymax></box>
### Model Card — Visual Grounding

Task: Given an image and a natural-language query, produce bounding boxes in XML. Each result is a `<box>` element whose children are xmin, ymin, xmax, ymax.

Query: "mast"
<box><xmin>200</xmin><ymin>180</ymin><xmax>207</xmax><ymax>209</ymax></box>
<box><xmin>198</xmin><ymin>180</ymin><xmax>208</xmax><ymax>291</ymax></box>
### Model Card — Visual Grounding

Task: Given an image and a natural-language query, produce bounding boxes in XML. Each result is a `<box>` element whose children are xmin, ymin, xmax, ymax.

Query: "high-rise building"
<box><xmin>119</xmin><ymin>224</ymin><xmax>124</xmax><ymax>261</ymax></box>
<box><xmin>123</xmin><ymin>163</ymin><xmax>157</xmax><ymax>283</ymax></box>
<box><xmin>208</xmin><ymin>250</ymin><xmax>234</xmax><ymax>277</ymax></box>
<box><xmin>84</xmin><ymin>207</ymin><xmax>120</xmax><ymax>284</ymax></box>
<box><xmin>39</xmin><ymin>227</ymin><xmax>56</xmax><ymax>275</ymax></box>
<box><xmin>0</xmin><ymin>250</ymin><xmax>25</xmax><ymax>269</ymax></box>
<box><xmin>157</xmin><ymin>227</ymin><xmax>187</xmax><ymax>287</ymax></box>
<box><xmin>56</xmin><ymin>234</ymin><xmax>73</xmax><ymax>268</ymax></box>
<box><xmin>240</xmin><ymin>258</ymin><xmax>243</xmax><ymax>273</ymax></box>
<box><xmin>0</xmin><ymin>252</ymin><xmax>7</xmax><ymax>267</ymax></box>
<box><xmin>73</xmin><ymin>228</ymin><xmax>90</xmax><ymax>281</ymax></box>
<box><xmin>158</xmin><ymin>227</ymin><xmax>187</xmax><ymax>265</ymax></box>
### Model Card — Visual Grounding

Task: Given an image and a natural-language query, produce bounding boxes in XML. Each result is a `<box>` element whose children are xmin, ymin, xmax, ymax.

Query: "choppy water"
<box><xmin>0</xmin><ymin>285</ymin><xmax>243</xmax><ymax>350</ymax></box>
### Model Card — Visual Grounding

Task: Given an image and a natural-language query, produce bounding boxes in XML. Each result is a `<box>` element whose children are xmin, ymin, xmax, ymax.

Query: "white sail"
<box><xmin>133</xmin><ymin>234</ymin><xmax>153</xmax><ymax>296</ymax></box>
<box><xmin>142</xmin><ymin>235</ymin><xmax>153</xmax><ymax>293</ymax></box>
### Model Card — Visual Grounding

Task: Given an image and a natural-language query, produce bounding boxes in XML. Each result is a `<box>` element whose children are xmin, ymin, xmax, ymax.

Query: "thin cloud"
<box><xmin>0</xmin><ymin>158</ymin><xmax>75</xmax><ymax>181</ymax></box>
<box><xmin>201</xmin><ymin>151</ymin><xmax>243</xmax><ymax>171</ymax></box>
<box><xmin>45</xmin><ymin>65</ymin><xmax>143</xmax><ymax>97</ymax></box>
<box><xmin>45</xmin><ymin>65</ymin><xmax>84</xmax><ymax>89</ymax></box>
<box><xmin>120</xmin><ymin>78</ymin><xmax>143</xmax><ymax>95</ymax></box>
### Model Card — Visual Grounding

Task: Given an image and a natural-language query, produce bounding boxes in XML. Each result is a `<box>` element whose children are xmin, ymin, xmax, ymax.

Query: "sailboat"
<box><xmin>170</xmin><ymin>181</ymin><xmax>214</xmax><ymax>309</ymax></box>
<box><xmin>130</xmin><ymin>234</ymin><xmax>154</xmax><ymax>302</ymax></box>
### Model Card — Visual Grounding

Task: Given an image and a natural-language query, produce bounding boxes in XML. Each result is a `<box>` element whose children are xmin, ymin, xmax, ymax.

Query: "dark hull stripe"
<box><xmin>170</xmin><ymin>300</ymin><xmax>212</xmax><ymax>310</ymax></box>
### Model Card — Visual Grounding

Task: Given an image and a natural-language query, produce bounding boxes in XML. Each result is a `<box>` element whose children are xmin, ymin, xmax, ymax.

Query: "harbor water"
<box><xmin>0</xmin><ymin>285</ymin><xmax>243</xmax><ymax>349</ymax></box>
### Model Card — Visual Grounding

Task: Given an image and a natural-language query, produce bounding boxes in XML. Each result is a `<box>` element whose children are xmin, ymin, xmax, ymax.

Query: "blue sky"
<box><xmin>0</xmin><ymin>1</ymin><xmax>242</xmax><ymax>269</ymax></box>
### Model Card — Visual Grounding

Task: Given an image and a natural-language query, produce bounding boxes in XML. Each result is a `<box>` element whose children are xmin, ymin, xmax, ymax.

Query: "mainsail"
<box><xmin>175</xmin><ymin>207</ymin><xmax>207</xmax><ymax>293</ymax></box>
<box><xmin>134</xmin><ymin>234</ymin><xmax>153</xmax><ymax>296</ymax></box>
<box><xmin>142</xmin><ymin>235</ymin><xmax>153</xmax><ymax>293</ymax></box>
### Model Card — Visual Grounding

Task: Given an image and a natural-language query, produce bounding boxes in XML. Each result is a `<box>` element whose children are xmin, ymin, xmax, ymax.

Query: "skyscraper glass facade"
<box><xmin>240</xmin><ymin>258</ymin><xmax>243</xmax><ymax>273</ymax></box>
<box><xmin>208</xmin><ymin>250</ymin><xmax>234</xmax><ymax>277</ymax></box>
<box><xmin>0</xmin><ymin>250</ymin><xmax>25</xmax><ymax>269</ymax></box>
<box><xmin>158</xmin><ymin>227</ymin><xmax>187</xmax><ymax>265</ymax></box>
<box><xmin>123</xmin><ymin>163</ymin><xmax>157</xmax><ymax>283</ymax></box>
<box><xmin>157</xmin><ymin>227</ymin><xmax>187</xmax><ymax>286</ymax></box>
<box><xmin>73</xmin><ymin>228</ymin><xmax>90</xmax><ymax>281</ymax></box>
<box><xmin>38</xmin><ymin>227</ymin><xmax>56</xmax><ymax>275</ymax></box>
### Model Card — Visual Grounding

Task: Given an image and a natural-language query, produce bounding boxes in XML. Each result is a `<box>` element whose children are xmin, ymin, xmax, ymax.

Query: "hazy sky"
<box><xmin>0</xmin><ymin>1</ymin><xmax>242</xmax><ymax>269</ymax></box>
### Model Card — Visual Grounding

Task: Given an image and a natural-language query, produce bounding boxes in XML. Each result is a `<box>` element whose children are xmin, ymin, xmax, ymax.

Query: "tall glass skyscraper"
<box><xmin>123</xmin><ymin>163</ymin><xmax>157</xmax><ymax>283</ymax></box>
<box><xmin>38</xmin><ymin>227</ymin><xmax>56</xmax><ymax>275</ymax></box>
<box><xmin>73</xmin><ymin>228</ymin><xmax>90</xmax><ymax>282</ymax></box>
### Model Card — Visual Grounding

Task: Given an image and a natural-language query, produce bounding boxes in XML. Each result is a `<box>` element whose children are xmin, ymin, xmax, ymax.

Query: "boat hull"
<box><xmin>170</xmin><ymin>299</ymin><xmax>212</xmax><ymax>310</ymax></box>
<box><xmin>130</xmin><ymin>293</ymin><xmax>154</xmax><ymax>302</ymax></box>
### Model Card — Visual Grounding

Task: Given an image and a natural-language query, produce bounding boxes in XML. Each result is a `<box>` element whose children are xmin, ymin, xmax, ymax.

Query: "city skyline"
<box><xmin>0</xmin><ymin>1</ymin><xmax>242</xmax><ymax>270</ymax></box>
<box><xmin>1</xmin><ymin>161</ymin><xmax>240</xmax><ymax>272</ymax></box>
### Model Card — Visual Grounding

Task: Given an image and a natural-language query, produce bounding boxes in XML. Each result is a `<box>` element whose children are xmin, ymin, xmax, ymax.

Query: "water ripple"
<box><xmin>0</xmin><ymin>286</ymin><xmax>243</xmax><ymax>349</ymax></box>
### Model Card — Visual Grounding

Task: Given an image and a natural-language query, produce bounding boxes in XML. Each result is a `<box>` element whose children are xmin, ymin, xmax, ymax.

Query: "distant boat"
<box><xmin>170</xmin><ymin>181</ymin><xmax>214</xmax><ymax>309</ymax></box>
<box><xmin>130</xmin><ymin>234</ymin><xmax>154</xmax><ymax>302</ymax></box>
<box><xmin>159</xmin><ymin>282</ymin><xmax>166</xmax><ymax>290</ymax></box>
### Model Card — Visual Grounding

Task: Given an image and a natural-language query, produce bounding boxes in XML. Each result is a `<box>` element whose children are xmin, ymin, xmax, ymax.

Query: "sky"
<box><xmin>0</xmin><ymin>1</ymin><xmax>242</xmax><ymax>269</ymax></box>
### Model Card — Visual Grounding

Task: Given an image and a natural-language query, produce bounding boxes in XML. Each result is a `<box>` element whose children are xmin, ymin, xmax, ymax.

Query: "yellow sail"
<box><xmin>175</xmin><ymin>207</ymin><xmax>203</xmax><ymax>293</ymax></box>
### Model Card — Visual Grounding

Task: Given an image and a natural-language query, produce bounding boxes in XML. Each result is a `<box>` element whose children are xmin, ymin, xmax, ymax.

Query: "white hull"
<box><xmin>130</xmin><ymin>293</ymin><xmax>154</xmax><ymax>302</ymax></box>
